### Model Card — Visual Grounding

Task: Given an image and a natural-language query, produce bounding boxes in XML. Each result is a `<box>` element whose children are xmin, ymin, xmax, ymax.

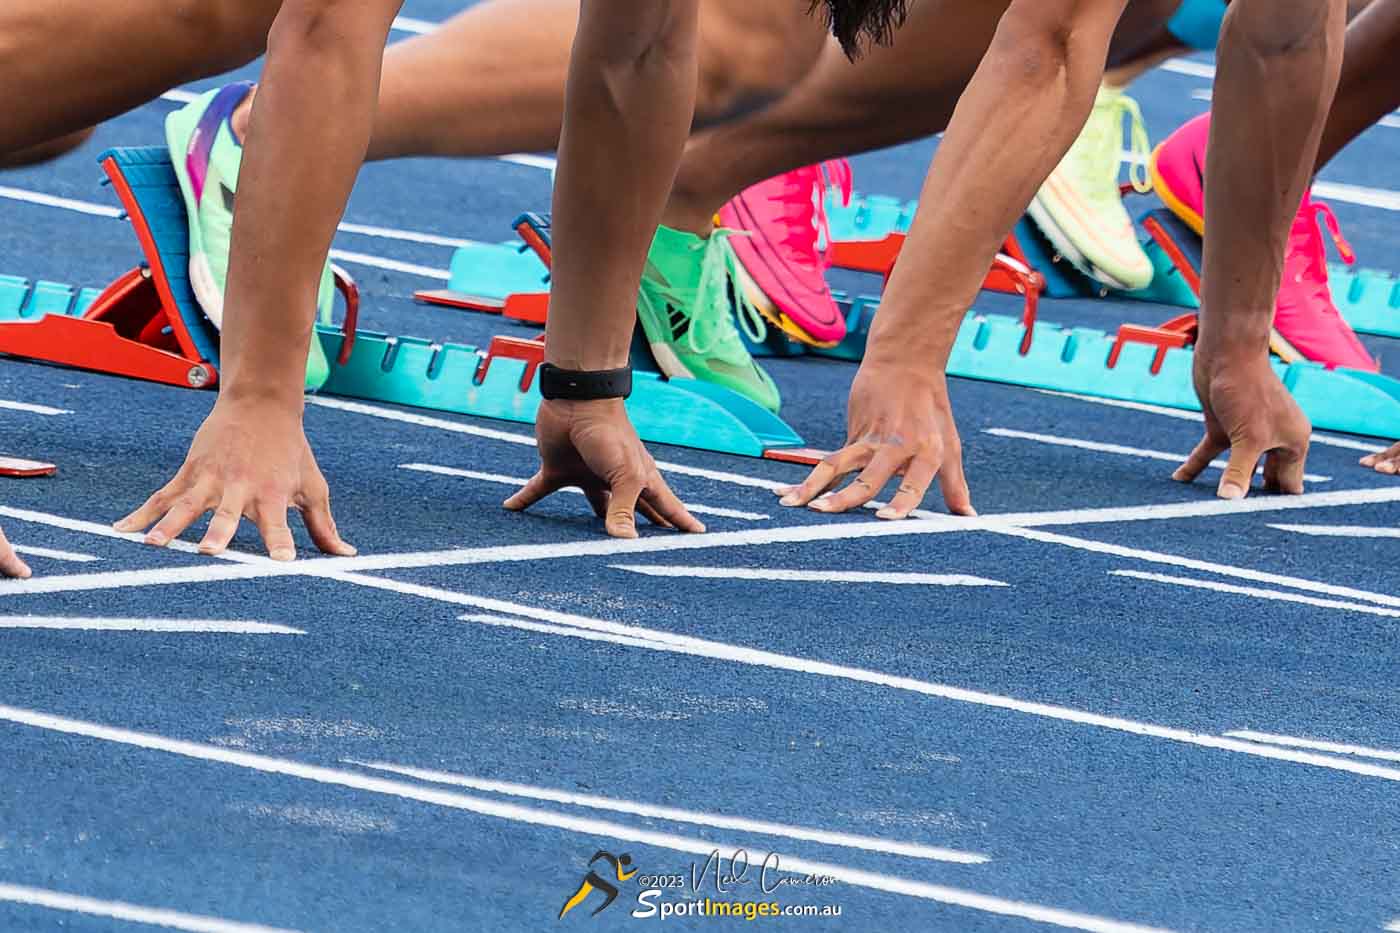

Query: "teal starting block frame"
<box><xmin>424</xmin><ymin>201</ymin><xmax>1400</xmax><ymax>439</ymax></box>
<box><xmin>826</xmin><ymin>186</ymin><xmax>1400</xmax><ymax>339</ymax></box>
<box><xmin>0</xmin><ymin>147</ymin><xmax>809</xmax><ymax>461</ymax></box>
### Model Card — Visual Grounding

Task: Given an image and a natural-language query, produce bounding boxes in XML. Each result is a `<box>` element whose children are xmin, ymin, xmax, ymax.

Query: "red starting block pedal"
<box><xmin>0</xmin><ymin>457</ymin><xmax>57</xmax><ymax>478</ymax></box>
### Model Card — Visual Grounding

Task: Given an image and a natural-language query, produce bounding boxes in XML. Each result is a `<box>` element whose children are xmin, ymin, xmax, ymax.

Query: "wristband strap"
<box><xmin>538</xmin><ymin>363</ymin><xmax>633</xmax><ymax>401</ymax></box>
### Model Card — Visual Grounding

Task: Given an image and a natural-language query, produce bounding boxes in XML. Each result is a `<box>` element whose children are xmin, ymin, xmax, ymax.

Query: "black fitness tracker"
<box><xmin>538</xmin><ymin>363</ymin><xmax>633</xmax><ymax>401</ymax></box>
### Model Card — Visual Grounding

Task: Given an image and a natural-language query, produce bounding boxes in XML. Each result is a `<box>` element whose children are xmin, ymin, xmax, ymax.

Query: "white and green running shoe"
<box><xmin>1027</xmin><ymin>83</ymin><xmax>1155</xmax><ymax>292</ymax></box>
<box><xmin>165</xmin><ymin>82</ymin><xmax>333</xmax><ymax>391</ymax></box>
<box><xmin>637</xmin><ymin>225</ymin><xmax>781</xmax><ymax>413</ymax></box>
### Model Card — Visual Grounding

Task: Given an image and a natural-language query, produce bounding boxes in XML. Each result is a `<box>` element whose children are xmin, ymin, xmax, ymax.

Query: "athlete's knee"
<box><xmin>165</xmin><ymin>0</ymin><xmax>275</xmax><ymax>72</ymax></box>
<box><xmin>577</xmin><ymin>0</ymin><xmax>695</xmax><ymax>70</ymax></box>
<box><xmin>697</xmin><ymin>3</ymin><xmax>819</xmax><ymax>112</ymax></box>
<box><xmin>1221</xmin><ymin>0</ymin><xmax>1345</xmax><ymax>58</ymax></box>
<box><xmin>267</xmin><ymin>0</ymin><xmax>401</xmax><ymax>61</ymax></box>
<box><xmin>0</xmin><ymin>128</ymin><xmax>96</xmax><ymax>169</ymax></box>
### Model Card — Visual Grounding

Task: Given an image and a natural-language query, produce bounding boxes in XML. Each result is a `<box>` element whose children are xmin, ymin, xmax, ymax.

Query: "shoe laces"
<box><xmin>1078</xmin><ymin>90</ymin><xmax>1153</xmax><ymax>197</ymax></box>
<box><xmin>686</xmin><ymin>227</ymin><xmax>768</xmax><ymax>355</ymax></box>
<box><xmin>770</xmin><ymin>159</ymin><xmax>853</xmax><ymax>269</ymax></box>
<box><xmin>1286</xmin><ymin>198</ymin><xmax>1355</xmax><ymax>308</ymax></box>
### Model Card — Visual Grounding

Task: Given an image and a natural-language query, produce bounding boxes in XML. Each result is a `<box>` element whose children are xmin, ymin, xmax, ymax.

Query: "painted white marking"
<box><xmin>1161</xmin><ymin>59</ymin><xmax>1216</xmax><ymax>79</ymax></box>
<box><xmin>1002</xmin><ymin>526</ymin><xmax>1400</xmax><ymax>608</ymax></box>
<box><xmin>399</xmin><ymin>463</ymin><xmax>769</xmax><ymax>520</ymax></box>
<box><xmin>1313</xmin><ymin>180</ymin><xmax>1400</xmax><ymax>213</ymax></box>
<box><xmin>611</xmin><ymin>565</ymin><xmax>1006</xmax><ymax>587</ymax></box>
<box><xmin>391</xmin><ymin>15</ymin><xmax>439</xmax><ymax>34</ymax></box>
<box><xmin>1270</xmin><ymin>524</ymin><xmax>1400</xmax><ymax>539</ymax></box>
<box><xmin>0</xmin><ymin>706</ymin><xmax>1166</xmax><ymax>933</ymax></box>
<box><xmin>0</xmin><ymin>883</ymin><xmax>299</xmax><ymax>933</ymax></box>
<box><xmin>1110</xmin><ymin>570</ymin><xmax>1400</xmax><ymax>618</ymax></box>
<box><xmin>335</xmin><ymin>222</ymin><xmax>473</xmax><ymax>249</ymax></box>
<box><xmin>1186</xmin><ymin>89</ymin><xmax>1397</xmax><ymax>132</ymax></box>
<box><xmin>0</xmin><ymin>616</ymin><xmax>303</xmax><ymax>634</ymax></box>
<box><xmin>326</xmin><ymin>249</ymin><xmax>449</xmax><ymax>281</ymax></box>
<box><xmin>1032</xmin><ymin>392</ymin><xmax>1386</xmax><ymax>453</ymax></box>
<box><xmin>10</xmin><ymin>487</ymin><xmax>1400</xmax><ymax>598</ymax></box>
<box><xmin>0</xmin><ymin>505</ymin><xmax>224</xmax><ymax>557</ymax></box>
<box><xmin>10</xmin><ymin>545</ymin><xmax>97</xmax><ymax>563</ymax></box>
<box><xmin>161</xmin><ymin>89</ymin><xmax>200</xmax><ymax>105</ymax></box>
<box><xmin>310</xmin><ymin>396</ymin><xmax>791</xmax><ymax>490</ymax></box>
<box><xmin>497</xmin><ymin>153</ymin><xmax>558</xmax><ymax>172</ymax></box>
<box><xmin>985</xmin><ymin>428</ymin><xmax>1331</xmax><ymax>482</ymax></box>
<box><xmin>1223</xmin><ymin>730</ymin><xmax>1400</xmax><ymax>764</ymax></box>
<box><xmin>0</xmin><ymin>186</ymin><xmax>121</xmax><ymax>219</ymax></box>
<box><xmin>1384</xmin><ymin>919</ymin><xmax>1400</xmax><ymax>931</ymax></box>
<box><xmin>347</xmin><ymin>756</ymin><xmax>986</xmax><ymax>864</ymax></box>
<box><xmin>0</xmin><ymin>399</ymin><xmax>71</xmax><ymax>416</ymax></box>
<box><xmin>439</xmin><ymin>602</ymin><xmax>1400</xmax><ymax>784</ymax></box>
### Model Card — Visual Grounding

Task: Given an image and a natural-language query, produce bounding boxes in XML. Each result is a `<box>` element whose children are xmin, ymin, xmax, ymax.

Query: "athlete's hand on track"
<box><xmin>115</xmin><ymin>399</ymin><xmax>356</xmax><ymax>561</ymax></box>
<box><xmin>1360</xmin><ymin>441</ymin><xmax>1400</xmax><ymax>476</ymax></box>
<box><xmin>1174</xmin><ymin>354</ymin><xmax>1310</xmax><ymax>498</ymax></box>
<box><xmin>505</xmin><ymin>399</ymin><xmax>705</xmax><ymax>539</ymax></box>
<box><xmin>0</xmin><ymin>523</ymin><xmax>32</xmax><ymax>579</ymax></box>
<box><xmin>775</xmin><ymin>363</ymin><xmax>975</xmax><ymax>519</ymax></box>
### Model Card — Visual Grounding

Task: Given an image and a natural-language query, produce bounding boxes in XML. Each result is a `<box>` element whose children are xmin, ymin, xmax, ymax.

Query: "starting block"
<box><xmin>378</xmin><ymin>213</ymin><xmax>816</xmax><ymax>459</ymax></box>
<box><xmin>1142</xmin><ymin>207</ymin><xmax>1400</xmax><ymax>341</ymax></box>
<box><xmin>827</xmin><ymin>185</ymin><xmax>1400</xmax><ymax>338</ymax></box>
<box><xmin>0</xmin><ymin>150</ymin><xmax>807</xmax><ymax>462</ymax></box>
<box><xmin>0</xmin><ymin>148</ymin><xmax>221</xmax><ymax>388</ymax></box>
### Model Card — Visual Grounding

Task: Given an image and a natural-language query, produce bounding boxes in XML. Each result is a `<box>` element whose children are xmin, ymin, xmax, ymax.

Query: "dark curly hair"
<box><xmin>811</xmin><ymin>0</ymin><xmax>911</xmax><ymax>58</ymax></box>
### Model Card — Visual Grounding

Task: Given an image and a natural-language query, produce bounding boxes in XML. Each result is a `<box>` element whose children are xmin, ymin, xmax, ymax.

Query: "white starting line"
<box><xmin>0</xmin><ymin>616</ymin><xmax>303</xmax><ymax>634</ymax></box>
<box><xmin>611</xmin><ymin>565</ymin><xmax>1006</xmax><ymax>586</ymax></box>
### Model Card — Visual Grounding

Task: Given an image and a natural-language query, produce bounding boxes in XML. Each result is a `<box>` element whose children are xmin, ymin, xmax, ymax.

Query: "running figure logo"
<box><xmin>559</xmin><ymin>851</ymin><xmax>637</xmax><ymax>919</ymax></box>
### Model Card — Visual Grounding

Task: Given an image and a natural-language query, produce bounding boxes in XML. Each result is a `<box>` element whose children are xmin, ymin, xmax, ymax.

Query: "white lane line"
<box><xmin>391</xmin><ymin>15</ymin><xmax>439</xmax><ymax>34</ymax></box>
<box><xmin>346</xmin><ymin>756</ymin><xmax>986</xmax><ymax>864</ymax></box>
<box><xmin>334</xmin><ymin>223</ymin><xmax>474</xmax><ymax>249</ymax></box>
<box><xmin>0</xmin><ymin>400</ymin><xmax>71</xmax><ymax>416</ymax></box>
<box><xmin>1313</xmin><ymin>180</ymin><xmax>1400</xmax><ymax>213</ymax></box>
<box><xmin>1109</xmin><ymin>570</ymin><xmax>1400</xmax><ymax>618</ymax></box>
<box><xmin>1032</xmin><ymin>392</ymin><xmax>1387</xmax><ymax>453</ymax></box>
<box><xmin>434</xmin><ymin>597</ymin><xmax>1400</xmax><ymax>784</ymax></box>
<box><xmin>0</xmin><ymin>883</ymin><xmax>299</xmax><ymax>933</ymax></box>
<box><xmin>1160</xmin><ymin>59</ymin><xmax>1215</xmax><ymax>79</ymax></box>
<box><xmin>611</xmin><ymin>565</ymin><xmax>1006</xmax><ymax>586</ymax></box>
<box><xmin>0</xmin><ymin>505</ymin><xmax>218</xmax><ymax>557</ymax></box>
<box><xmin>999</xmin><ymin>526</ymin><xmax>1400</xmax><ymax>608</ymax></box>
<box><xmin>985</xmin><ymin>428</ymin><xmax>1331</xmax><ymax>482</ymax></box>
<box><xmin>1222</xmin><ymin>730</ymin><xmax>1400</xmax><ymax>764</ymax></box>
<box><xmin>1190</xmin><ymin>88</ymin><xmax>1400</xmax><ymax>131</ymax></box>
<box><xmin>1384</xmin><ymin>919</ymin><xmax>1400</xmax><ymax>931</ymax></box>
<box><xmin>0</xmin><ymin>617</ymin><xmax>303</xmax><ymax>634</ymax></box>
<box><xmin>11</xmin><ymin>545</ymin><xmax>97</xmax><ymax>563</ymax></box>
<box><xmin>309</xmin><ymin>396</ymin><xmax>791</xmax><ymax>491</ymax></box>
<box><xmin>0</xmin><ymin>706</ymin><xmax>1166</xmax><ymax>933</ymax></box>
<box><xmin>160</xmin><ymin>89</ymin><xmax>200</xmax><ymax>105</ymax></box>
<box><xmin>400</xmin><ymin>463</ymin><xmax>770</xmax><ymax>521</ymax></box>
<box><xmin>9</xmin><ymin>488</ymin><xmax>1400</xmax><ymax>598</ymax></box>
<box><xmin>326</xmin><ymin>249</ymin><xmax>448</xmax><ymax>281</ymax></box>
<box><xmin>1270</xmin><ymin>524</ymin><xmax>1400</xmax><ymax>539</ymax></box>
<box><xmin>0</xmin><ymin>184</ymin><xmax>457</xmax><ymax>279</ymax></box>
<box><xmin>498</xmin><ymin>153</ymin><xmax>557</xmax><ymax>172</ymax></box>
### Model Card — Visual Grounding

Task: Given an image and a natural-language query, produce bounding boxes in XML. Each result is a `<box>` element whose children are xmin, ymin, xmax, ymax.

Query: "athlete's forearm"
<box><xmin>544</xmin><ymin>0</ymin><xmax>699</xmax><ymax>372</ymax></box>
<box><xmin>864</xmin><ymin>0</ymin><xmax>1126</xmax><ymax>369</ymax></box>
<box><xmin>219</xmin><ymin>1</ymin><xmax>401</xmax><ymax>404</ymax></box>
<box><xmin>1196</xmin><ymin>0</ymin><xmax>1345</xmax><ymax>363</ymax></box>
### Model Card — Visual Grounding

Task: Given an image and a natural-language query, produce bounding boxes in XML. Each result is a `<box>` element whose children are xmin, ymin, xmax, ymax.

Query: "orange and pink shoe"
<box><xmin>1149</xmin><ymin>112</ymin><xmax>1378</xmax><ymax>372</ymax></box>
<box><xmin>718</xmin><ymin>160</ymin><xmax>853</xmax><ymax>348</ymax></box>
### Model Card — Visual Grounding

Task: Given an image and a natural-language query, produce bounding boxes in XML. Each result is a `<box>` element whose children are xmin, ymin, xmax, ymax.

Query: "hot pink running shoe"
<box><xmin>1274</xmin><ymin>194</ymin><xmax>1378</xmax><ymax>372</ymax></box>
<box><xmin>1150</xmin><ymin>112</ymin><xmax>1378</xmax><ymax>372</ymax></box>
<box><xmin>718</xmin><ymin>160</ymin><xmax>853</xmax><ymax>347</ymax></box>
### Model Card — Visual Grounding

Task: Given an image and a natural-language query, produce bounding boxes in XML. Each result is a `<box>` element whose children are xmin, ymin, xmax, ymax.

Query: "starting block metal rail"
<box><xmin>0</xmin><ymin>149</ymin><xmax>810</xmax><ymax>461</ymax></box>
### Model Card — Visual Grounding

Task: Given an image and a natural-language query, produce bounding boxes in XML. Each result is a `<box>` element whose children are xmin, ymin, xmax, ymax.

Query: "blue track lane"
<box><xmin>1</xmin><ymin>5</ymin><xmax>1399</xmax><ymax>931</ymax></box>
